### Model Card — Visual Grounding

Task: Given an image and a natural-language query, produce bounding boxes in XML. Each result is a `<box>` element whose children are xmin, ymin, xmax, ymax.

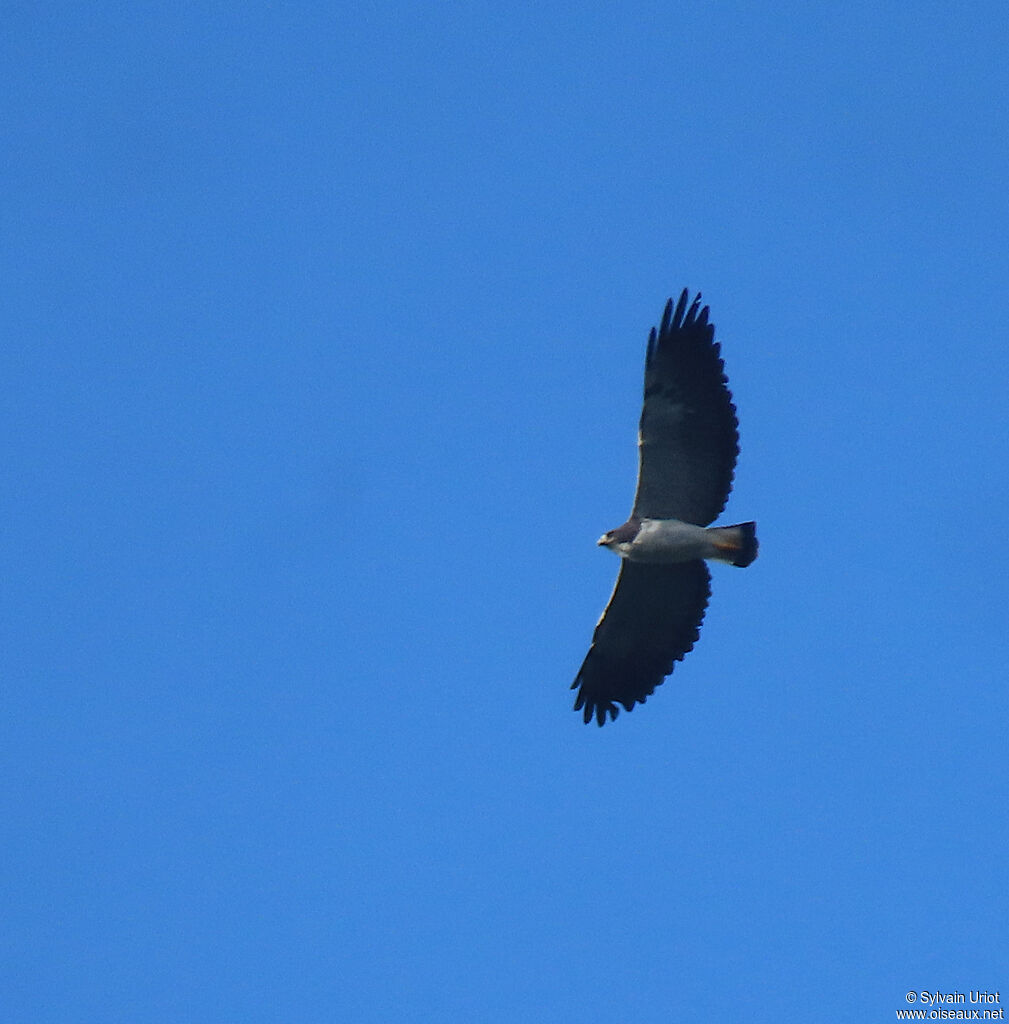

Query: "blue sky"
<box><xmin>4</xmin><ymin>3</ymin><xmax>1008</xmax><ymax>1021</ymax></box>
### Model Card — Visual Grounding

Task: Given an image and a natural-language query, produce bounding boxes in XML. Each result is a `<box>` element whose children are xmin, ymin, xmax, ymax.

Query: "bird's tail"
<box><xmin>708</xmin><ymin>522</ymin><xmax>758</xmax><ymax>567</ymax></box>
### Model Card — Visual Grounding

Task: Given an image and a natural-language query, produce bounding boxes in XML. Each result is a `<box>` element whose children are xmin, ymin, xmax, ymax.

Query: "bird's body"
<box><xmin>571</xmin><ymin>290</ymin><xmax>758</xmax><ymax>726</ymax></box>
<box><xmin>598</xmin><ymin>516</ymin><xmax>757</xmax><ymax>567</ymax></box>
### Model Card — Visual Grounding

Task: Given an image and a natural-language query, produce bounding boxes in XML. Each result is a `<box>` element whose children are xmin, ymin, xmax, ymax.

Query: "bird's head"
<box><xmin>597</xmin><ymin>517</ymin><xmax>641</xmax><ymax>553</ymax></box>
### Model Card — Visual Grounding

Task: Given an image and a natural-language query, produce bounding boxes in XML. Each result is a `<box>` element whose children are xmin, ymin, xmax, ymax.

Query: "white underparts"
<box><xmin>603</xmin><ymin>518</ymin><xmax>737</xmax><ymax>564</ymax></box>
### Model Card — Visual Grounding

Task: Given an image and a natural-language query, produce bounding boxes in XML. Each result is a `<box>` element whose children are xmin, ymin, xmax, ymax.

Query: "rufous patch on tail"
<box><xmin>708</xmin><ymin>521</ymin><xmax>758</xmax><ymax>567</ymax></box>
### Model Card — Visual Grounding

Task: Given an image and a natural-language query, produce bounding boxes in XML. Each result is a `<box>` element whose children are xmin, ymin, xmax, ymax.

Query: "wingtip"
<box><xmin>669</xmin><ymin>289</ymin><xmax>690</xmax><ymax>332</ymax></box>
<box><xmin>572</xmin><ymin>684</ymin><xmax>621</xmax><ymax>726</ymax></box>
<box><xmin>661</xmin><ymin>288</ymin><xmax>714</xmax><ymax>335</ymax></box>
<box><xmin>590</xmin><ymin>701</ymin><xmax>619</xmax><ymax>726</ymax></box>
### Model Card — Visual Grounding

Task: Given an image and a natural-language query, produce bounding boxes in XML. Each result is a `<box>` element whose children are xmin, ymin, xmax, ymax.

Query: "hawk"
<box><xmin>572</xmin><ymin>290</ymin><xmax>758</xmax><ymax>725</ymax></box>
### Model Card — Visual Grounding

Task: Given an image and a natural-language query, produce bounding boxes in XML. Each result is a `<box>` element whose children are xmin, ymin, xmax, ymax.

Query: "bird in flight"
<box><xmin>572</xmin><ymin>290</ymin><xmax>757</xmax><ymax>725</ymax></box>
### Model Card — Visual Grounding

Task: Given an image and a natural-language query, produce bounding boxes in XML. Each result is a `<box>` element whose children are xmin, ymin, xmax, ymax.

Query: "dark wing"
<box><xmin>631</xmin><ymin>290</ymin><xmax>739</xmax><ymax>525</ymax></box>
<box><xmin>571</xmin><ymin>559</ymin><xmax>711</xmax><ymax>726</ymax></box>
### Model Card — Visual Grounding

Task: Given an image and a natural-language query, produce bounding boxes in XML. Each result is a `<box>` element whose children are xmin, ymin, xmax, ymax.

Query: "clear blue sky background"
<box><xmin>5</xmin><ymin>3</ymin><xmax>1008</xmax><ymax>1021</ymax></box>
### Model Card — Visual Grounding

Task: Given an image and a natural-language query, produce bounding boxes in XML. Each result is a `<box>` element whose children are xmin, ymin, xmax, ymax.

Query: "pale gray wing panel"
<box><xmin>631</xmin><ymin>291</ymin><xmax>739</xmax><ymax>526</ymax></box>
<box><xmin>571</xmin><ymin>559</ymin><xmax>711</xmax><ymax>726</ymax></box>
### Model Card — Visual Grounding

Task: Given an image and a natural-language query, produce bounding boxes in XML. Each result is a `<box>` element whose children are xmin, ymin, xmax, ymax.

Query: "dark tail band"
<box><xmin>729</xmin><ymin>521</ymin><xmax>758</xmax><ymax>567</ymax></box>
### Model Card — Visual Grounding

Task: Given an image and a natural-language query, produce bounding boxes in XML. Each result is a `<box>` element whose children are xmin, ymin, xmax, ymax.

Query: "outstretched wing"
<box><xmin>632</xmin><ymin>290</ymin><xmax>739</xmax><ymax>526</ymax></box>
<box><xmin>571</xmin><ymin>559</ymin><xmax>711</xmax><ymax>726</ymax></box>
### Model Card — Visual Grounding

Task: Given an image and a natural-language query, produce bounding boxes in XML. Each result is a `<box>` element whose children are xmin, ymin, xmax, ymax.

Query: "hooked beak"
<box><xmin>597</xmin><ymin>534</ymin><xmax>610</xmax><ymax>547</ymax></box>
